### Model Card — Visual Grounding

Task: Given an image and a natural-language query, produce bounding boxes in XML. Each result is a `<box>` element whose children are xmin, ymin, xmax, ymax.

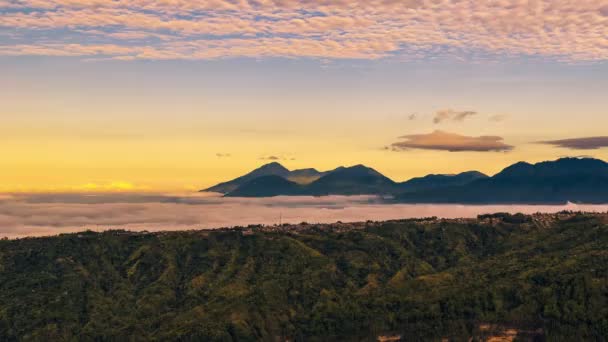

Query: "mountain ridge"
<box><xmin>203</xmin><ymin>162</ymin><xmax>328</xmax><ymax>193</ymax></box>
<box><xmin>397</xmin><ymin>157</ymin><xmax>608</xmax><ymax>204</ymax></box>
<box><xmin>204</xmin><ymin>157</ymin><xmax>608</xmax><ymax>203</ymax></box>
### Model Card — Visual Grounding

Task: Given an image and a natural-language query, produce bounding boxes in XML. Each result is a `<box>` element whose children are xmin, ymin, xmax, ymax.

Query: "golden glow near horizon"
<box><xmin>3</xmin><ymin>121</ymin><xmax>608</xmax><ymax>193</ymax></box>
<box><xmin>1</xmin><ymin>0</ymin><xmax>608</xmax><ymax>192</ymax></box>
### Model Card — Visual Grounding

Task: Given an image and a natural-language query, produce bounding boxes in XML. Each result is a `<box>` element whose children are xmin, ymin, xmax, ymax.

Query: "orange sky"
<box><xmin>1</xmin><ymin>0</ymin><xmax>608</xmax><ymax>192</ymax></box>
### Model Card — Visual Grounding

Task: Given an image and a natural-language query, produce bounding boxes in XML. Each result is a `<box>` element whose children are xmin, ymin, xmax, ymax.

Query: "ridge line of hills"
<box><xmin>2</xmin><ymin>212</ymin><xmax>607</xmax><ymax>339</ymax></box>
<box><xmin>201</xmin><ymin>157</ymin><xmax>608</xmax><ymax>204</ymax></box>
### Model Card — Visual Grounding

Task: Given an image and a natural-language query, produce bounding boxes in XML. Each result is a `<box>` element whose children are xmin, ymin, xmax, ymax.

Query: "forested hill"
<box><xmin>1</xmin><ymin>213</ymin><xmax>608</xmax><ymax>341</ymax></box>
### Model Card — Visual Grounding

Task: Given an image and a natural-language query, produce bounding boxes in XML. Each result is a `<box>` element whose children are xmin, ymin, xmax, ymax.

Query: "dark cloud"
<box><xmin>599</xmin><ymin>5</ymin><xmax>608</xmax><ymax>17</ymax></box>
<box><xmin>259</xmin><ymin>155</ymin><xmax>281</xmax><ymax>160</ymax></box>
<box><xmin>538</xmin><ymin>136</ymin><xmax>608</xmax><ymax>150</ymax></box>
<box><xmin>433</xmin><ymin>109</ymin><xmax>477</xmax><ymax>124</ymax></box>
<box><xmin>408</xmin><ymin>113</ymin><xmax>417</xmax><ymax>120</ymax></box>
<box><xmin>390</xmin><ymin>130</ymin><xmax>514</xmax><ymax>152</ymax></box>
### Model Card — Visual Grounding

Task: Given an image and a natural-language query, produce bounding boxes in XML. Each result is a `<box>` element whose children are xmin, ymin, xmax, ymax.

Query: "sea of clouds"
<box><xmin>1</xmin><ymin>192</ymin><xmax>608</xmax><ymax>238</ymax></box>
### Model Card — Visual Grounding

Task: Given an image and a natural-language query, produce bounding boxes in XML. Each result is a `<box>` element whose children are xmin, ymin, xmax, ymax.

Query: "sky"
<box><xmin>1</xmin><ymin>0</ymin><xmax>608</xmax><ymax>192</ymax></box>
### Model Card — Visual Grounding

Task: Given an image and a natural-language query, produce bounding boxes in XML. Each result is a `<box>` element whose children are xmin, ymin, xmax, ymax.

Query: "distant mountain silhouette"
<box><xmin>203</xmin><ymin>162</ymin><xmax>290</xmax><ymax>193</ymax></box>
<box><xmin>224</xmin><ymin>165</ymin><xmax>394</xmax><ymax>197</ymax></box>
<box><xmin>287</xmin><ymin>168</ymin><xmax>330</xmax><ymax>184</ymax></box>
<box><xmin>397</xmin><ymin>158</ymin><xmax>608</xmax><ymax>204</ymax></box>
<box><xmin>207</xmin><ymin>157</ymin><xmax>608</xmax><ymax>203</ymax></box>
<box><xmin>305</xmin><ymin>165</ymin><xmax>396</xmax><ymax>195</ymax></box>
<box><xmin>203</xmin><ymin>162</ymin><xmax>326</xmax><ymax>193</ymax></box>
<box><xmin>399</xmin><ymin>171</ymin><xmax>488</xmax><ymax>193</ymax></box>
<box><xmin>225</xmin><ymin>175</ymin><xmax>301</xmax><ymax>197</ymax></box>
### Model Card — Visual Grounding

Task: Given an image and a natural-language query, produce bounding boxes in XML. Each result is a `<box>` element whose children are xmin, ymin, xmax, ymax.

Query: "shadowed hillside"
<box><xmin>1</xmin><ymin>213</ymin><xmax>607</xmax><ymax>340</ymax></box>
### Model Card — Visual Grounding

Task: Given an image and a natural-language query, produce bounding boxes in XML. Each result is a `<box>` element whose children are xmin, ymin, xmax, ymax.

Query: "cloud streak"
<box><xmin>391</xmin><ymin>130</ymin><xmax>514</xmax><ymax>152</ymax></box>
<box><xmin>489</xmin><ymin>114</ymin><xmax>508</xmax><ymax>122</ymax></box>
<box><xmin>538</xmin><ymin>136</ymin><xmax>608</xmax><ymax>150</ymax></box>
<box><xmin>259</xmin><ymin>155</ymin><xmax>294</xmax><ymax>161</ymax></box>
<box><xmin>433</xmin><ymin>109</ymin><xmax>477</xmax><ymax>124</ymax></box>
<box><xmin>0</xmin><ymin>0</ymin><xmax>607</xmax><ymax>61</ymax></box>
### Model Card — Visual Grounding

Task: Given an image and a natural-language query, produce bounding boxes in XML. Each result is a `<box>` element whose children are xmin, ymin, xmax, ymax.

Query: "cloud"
<box><xmin>259</xmin><ymin>155</ymin><xmax>281</xmax><ymax>161</ymax></box>
<box><xmin>538</xmin><ymin>136</ymin><xmax>608</xmax><ymax>150</ymax></box>
<box><xmin>489</xmin><ymin>114</ymin><xmax>508</xmax><ymax>122</ymax></box>
<box><xmin>216</xmin><ymin>153</ymin><xmax>231</xmax><ymax>158</ymax></box>
<box><xmin>259</xmin><ymin>155</ymin><xmax>295</xmax><ymax>161</ymax></box>
<box><xmin>391</xmin><ymin>130</ymin><xmax>514</xmax><ymax>152</ymax></box>
<box><xmin>433</xmin><ymin>109</ymin><xmax>477</xmax><ymax>124</ymax></box>
<box><xmin>0</xmin><ymin>1</ymin><xmax>607</xmax><ymax>61</ymax></box>
<box><xmin>1</xmin><ymin>192</ymin><xmax>607</xmax><ymax>238</ymax></box>
<box><xmin>408</xmin><ymin>113</ymin><xmax>417</xmax><ymax>121</ymax></box>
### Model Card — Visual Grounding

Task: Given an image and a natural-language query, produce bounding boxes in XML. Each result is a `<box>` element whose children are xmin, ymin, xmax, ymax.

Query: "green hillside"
<box><xmin>1</xmin><ymin>213</ymin><xmax>607</xmax><ymax>341</ymax></box>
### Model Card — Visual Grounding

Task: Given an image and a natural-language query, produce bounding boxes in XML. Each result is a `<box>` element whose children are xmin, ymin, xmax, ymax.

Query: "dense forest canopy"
<box><xmin>1</xmin><ymin>212</ymin><xmax>607</xmax><ymax>341</ymax></box>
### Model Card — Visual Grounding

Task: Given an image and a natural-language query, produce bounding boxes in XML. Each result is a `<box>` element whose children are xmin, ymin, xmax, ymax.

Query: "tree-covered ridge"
<box><xmin>1</xmin><ymin>213</ymin><xmax>608</xmax><ymax>341</ymax></box>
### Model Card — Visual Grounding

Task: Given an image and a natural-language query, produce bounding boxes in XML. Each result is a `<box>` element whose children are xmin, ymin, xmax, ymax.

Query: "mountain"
<box><xmin>202</xmin><ymin>163</ymin><xmax>326</xmax><ymax>193</ymax></box>
<box><xmin>305</xmin><ymin>164</ymin><xmax>396</xmax><ymax>195</ymax></box>
<box><xmin>224</xmin><ymin>164</ymin><xmax>395</xmax><ymax>197</ymax></box>
<box><xmin>207</xmin><ymin>158</ymin><xmax>608</xmax><ymax>203</ymax></box>
<box><xmin>214</xmin><ymin>163</ymin><xmax>490</xmax><ymax>198</ymax></box>
<box><xmin>399</xmin><ymin>171</ymin><xmax>488</xmax><ymax>193</ymax></box>
<box><xmin>287</xmin><ymin>168</ymin><xmax>329</xmax><ymax>184</ymax></box>
<box><xmin>202</xmin><ymin>162</ymin><xmax>290</xmax><ymax>193</ymax></box>
<box><xmin>225</xmin><ymin>175</ymin><xmax>301</xmax><ymax>197</ymax></box>
<box><xmin>397</xmin><ymin>158</ymin><xmax>608</xmax><ymax>204</ymax></box>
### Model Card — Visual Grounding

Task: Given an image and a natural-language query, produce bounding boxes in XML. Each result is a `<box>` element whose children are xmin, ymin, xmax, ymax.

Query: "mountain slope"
<box><xmin>397</xmin><ymin>158</ymin><xmax>608</xmax><ymax>204</ymax></box>
<box><xmin>399</xmin><ymin>171</ymin><xmax>488</xmax><ymax>193</ymax></box>
<box><xmin>304</xmin><ymin>164</ymin><xmax>396</xmax><ymax>195</ymax></box>
<box><xmin>202</xmin><ymin>162</ymin><xmax>290</xmax><ymax>193</ymax></box>
<box><xmin>287</xmin><ymin>168</ymin><xmax>328</xmax><ymax>184</ymax></box>
<box><xmin>202</xmin><ymin>163</ymin><xmax>328</xmax><ymax>193</ymax></box>
<box><xmin>225</xmin><ymin>175</ymin><xmax>302</xmax><ymax>197</ymax></box>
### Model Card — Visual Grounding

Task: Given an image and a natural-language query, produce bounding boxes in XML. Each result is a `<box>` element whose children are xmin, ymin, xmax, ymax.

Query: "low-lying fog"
<box><xmin>1</xmin><ymin>192</ymin><xmax>608</xmax><ymax>238</ymax></box>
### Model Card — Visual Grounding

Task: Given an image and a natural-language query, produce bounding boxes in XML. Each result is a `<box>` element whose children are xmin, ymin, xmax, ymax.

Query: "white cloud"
<box><xmin>2</xmin><ymin>192</ymin><xmax>607</xmax><ymax>238</ymax></box>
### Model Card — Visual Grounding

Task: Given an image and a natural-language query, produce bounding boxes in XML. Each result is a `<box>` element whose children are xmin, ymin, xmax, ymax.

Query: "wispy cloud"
<box><xmin>259</xmin><ymin>155</ymin><xmax>295</xmax><ymax>161</ymax></box>
<box><xmin>489</xmin><ymin>114</ymin><xmax>508</xmax><ymax>122</ymax></box>
<box><xmin>538</xmin><ymin>136</ymin><xmax>608</xmax><ymax>150</ymax></box>
<box><xmin>433</xmin><ymin>109</ymin><xmax>477</xmax><ymax>124</ymax></box>
<box><xmin>0</xmin><ymin>1</ymin><xmax>606</xmax><ymax>61</ymax></box>
<box><xmin>390</xmin><ymin>130</ymin><xmax>514</xmax><ymax>152</ymax></box>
